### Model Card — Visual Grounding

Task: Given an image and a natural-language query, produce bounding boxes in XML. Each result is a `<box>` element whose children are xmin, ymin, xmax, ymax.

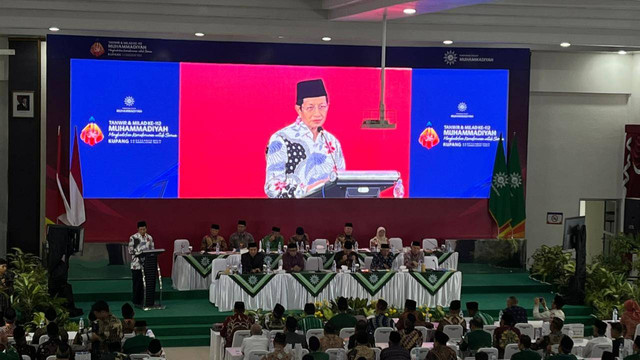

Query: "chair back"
<box><xmin>231</xmin><ymin>329</ymin><xmax>251</xmax><ymax>347</ymax></box>
<box><xmin>634</xmin><ymin>323</ymin><xmax>640</xmax><ymax>340</ymax></box>
<box><xmin>39</xmin><ymin>335</ymin><xmax>49</xmax><ymax>345</ymax></box>
<box><xmin>46</xmin><ymin>356</ymin><xmax>57</xmax><ymax>360</ymax></box>
<box><xmin>389</xmin><ymin>238</ymin><xmax>403</xmax><ymax>253</ymax></box>
<box><xmin>306</xmin><ymin>328</ymin><xmax>325</xmax><ymax>344</ymax></box>
<box><xmin>483</xmin><ymin>325</ymin><xmax>497</xmax><ymax>338</ymax></box>
<box><xmin>21</xmin><ymin>356</ymin><xmax>31</xmax><ymax>360</ymax></box>
<box><xmin>304</xmin><ymin>257</ymin><xmax>322</xmax><ymax>271</ymax></box>
<box><xmin>373</xmin><ymin>327</ymin><xmax>394</xmax><ymax>343</ymax></box>
<box><xmin>569</xmin><ymin>323</ymin><xmax>584</xmax><ymax>338</ymax></box>
<box><xmin>363</xmin><ymin>256</ymin><xmax>373</xmax><ymax>270</ymax></box>
<box><xmin>423</xmin><ymin>256</ymin><xmax>438</xmax><ymax>270</ymax></box>
<box><xmin>372</xmin><ymin>347</ymin><xmax>381</xmax><ymax>360</ymax></box>
<box><xmin>422</xmin><ymin>238</ymin><xmax>438</xmax><ymax>250</ymax></box>
<box><xmin>477</xmin><ymin>347</ymin><xmax>499</xmax><ymax>360</ymax></box>
<box><xmin>326</xmin><ymin>348</ymin><xmax>347</xmax><ymax>360</ymax></box>
<box><xmin>247</xmin><ymin>350</ymin><xmax>269</xmax><ymax>360</ymax></box>
<box><xmin>211</xmin><ymin>258</ymin><xmax>228</xmax><ymax>280</ymax></box>
<box><xmin>173</xmin><ymin>239</ymin><xmax>190</xmax><ymax>256</ymax></box>
<box><xmin>268</xmin><ymin>329</ymin><xmax>284</xmax><ymax>347</ymax></box>
<box><xmin>591</xmin><ymin>344</ymin><xmax>613</xmax><ymax>358</ymax></box>
<box><xmin>129</xmin><ymin>355</ymin><xmax>150</xmax><ymax>360</ymax></box>
<box><xmin>560</xmin><ymin>326</ymin><xmax>574</xmax><ymax>338</ymax></box>
<box><xmin>312</xmin><ymin>239</ymin><xmax>328</xmax><ymax>253</ymax></box>
<box><xmin>339</xmin><ymin>327</ymin><xmax>356</xmax><ymax>339</ymax></box>
<box><xmin>411</xmin><ymin>347</ymin><xmax>430</xmax><ymax>360</ymax></box>
<box><xmin>415</xmin><ymin>326</ymin><xmax>431</xmax><ymax>342</ymax></box>
<box><xmin>226</xmin><ymin>254</ymin><xmax>242</xmax><ymax>267</ymax></box>
<box><xmin>443</xmin><ymin>324</ymin><xmax>464</xmax><ymax>340</ymax></box>
<box><xmin>503</xmin><ymin>344</ymin><xmax>519</xmax><ymax>360</ymax></box>
<box><xmin>514</xmin><ymin>323</ymin><xmax>534</xmax><ymax>339</ymax></box>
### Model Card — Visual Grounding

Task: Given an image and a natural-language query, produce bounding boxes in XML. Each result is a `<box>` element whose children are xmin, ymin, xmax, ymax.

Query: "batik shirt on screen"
<box><xmin>265</xmin><ymin>118</ymin><xmax>345</xmax><ymax>198</ymax></box>
<box><xmin>128</xmin><ymin>233</ymin><xmax>154</xmax><ymax>270</ymax></box>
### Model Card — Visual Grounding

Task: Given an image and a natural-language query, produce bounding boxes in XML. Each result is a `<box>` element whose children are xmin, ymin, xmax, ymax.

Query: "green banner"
<box><xmin>409</xmin><ymin>270</ymin><xmax>456</xmax><ymax>295</ymax></box>
<box><xmin>229</xmin><ymin>273</ymin><xmax>276</xmax><ymax>297</ymax></box>
<box><xmin>350</xmin><ymin>271</ymin><xmax>395</xmax><ymax>296</ymax></box>
<box><xmin>182</xmin><ymin>253</ymin><xmax>226</xmax><ymax>278</ymax></box>
<box><xmin>430</xmin><ymin>251</ymin><xmax>452</xmax><ymax>264</ymax></box>
<box><xmin>290</xmin><ymin>272</ymin><xmax>336</xmax><ymax>297</ymax></box>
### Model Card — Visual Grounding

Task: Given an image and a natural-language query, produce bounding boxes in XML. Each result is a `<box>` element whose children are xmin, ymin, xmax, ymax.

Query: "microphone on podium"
<box><xmin>317</xmin><ymin>126</ymin><xmax>338</xmax><ymax>174</ymax></box>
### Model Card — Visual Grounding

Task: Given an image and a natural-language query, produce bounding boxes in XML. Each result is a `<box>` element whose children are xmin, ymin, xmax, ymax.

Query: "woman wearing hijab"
<box><xmin>622</xmin><ymin>300</ymin><xmax>640</xmax><ymax>339</ymax></box>
<box><xmin>370</xmin><ymin>227</ymin><xmax>388</xmax><ymax>248</ymax></box>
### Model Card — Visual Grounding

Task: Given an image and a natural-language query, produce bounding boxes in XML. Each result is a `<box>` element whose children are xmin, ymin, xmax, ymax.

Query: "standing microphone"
<box><xmin>317</xmin><ymin>126</ymin><xmax>338</xmax><ymax>174</ymax></box>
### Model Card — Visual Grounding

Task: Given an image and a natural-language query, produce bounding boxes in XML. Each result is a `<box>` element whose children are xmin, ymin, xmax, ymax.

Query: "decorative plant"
<box><xmin>529</xmin><ymin>245</ymin><xmax>575</xmax><ymax>291</ymax></box>
<box><xmin>585</xmin><ymin>262</ymin><xmax>635</xmax><ymax>319</ymax></box>
<box><xmin>594</xmin><ymin>233</ymin><xmax>639</xmax><ymax>275</ymax></box>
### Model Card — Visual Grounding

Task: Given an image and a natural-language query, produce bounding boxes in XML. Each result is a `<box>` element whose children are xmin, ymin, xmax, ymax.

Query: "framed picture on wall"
<box><xmin>12</xmin><ymin>91</ymin><xmax>34</xmax><ymax>118</ymax></box>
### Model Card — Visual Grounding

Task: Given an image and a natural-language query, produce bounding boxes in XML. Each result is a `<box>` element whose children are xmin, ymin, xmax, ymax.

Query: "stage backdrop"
<box><xmin>47</xmin><ymin>35</ymin><xmax>530</xmax><ymax>275</ymax></box>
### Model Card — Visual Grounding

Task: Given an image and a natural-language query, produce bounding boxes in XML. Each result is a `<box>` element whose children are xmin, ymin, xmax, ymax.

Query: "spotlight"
<box><xmin>403</xmin><ymin>8</ymin><xmax>417</xmax><ymax>15</ymax></box>
<box><xmin>560</xmin><ymin>42</ymin><xmax>571</xmax><ymax>48</ymax></box>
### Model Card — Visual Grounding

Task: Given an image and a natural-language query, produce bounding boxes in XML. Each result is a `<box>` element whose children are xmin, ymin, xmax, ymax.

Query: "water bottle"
<box><xmin>613</xmin><ymin>308</ymin><xmax>619</xmax><ymax>322</ymax></box>
<box><xmin>354</xmin><ymin>241</ymin><xmax>358</xmax><ymax>251</ymax></box>
<box><xmin>278</xmin><ymin>259</ymin><xmax>283</xmax><ymax>271</ymax></box>
<box><xmin>393</xmin><ymin>179</ymin><xmax>405</xmax><ymax>198</ymax></box>
<box><xmin>266</xmin><ymin>257</ymin><xmax>272</xmax><ymax>273</ymax></box>
<box><xmin>418</xmin><ymin>259</ymin><xmax>423</xmax><ymax>272</ymax></box>
<box><xmin>278</xmin><ymin>243</ymin><xmax>282</xmax><ymax>254</ymax></box>
<box><xmin>254</xmin><ymin>313</ymin><xmax>260</xmax><ymax>325</ymax></box>
<box><xmin>78</xmin><ymin>318</ymin><xmax>84</xmax><ymax>332</ymax></box>
<box><xmin>351</xmin><ymin>260</ymin><xmax>356</xmax><ymax>273</ymax></box>
<box><xmin>498</xmin><ymin>310</ymin><xmax>503</xmax><ymax>321</ymax></box>
<box><xmin>336</xmin><ymin>242</ymin><xmax>342</xmax><ymax>252</ymax></box>
<box><xmin>39</xmin><ymin>319</ymin><xmax>44</xmax><ymax>329</ymax></box>
<box><xmin>619</xmin><ymin>342</ymin><xmax>625</xmax><ymax>359</ymax></box>
<box><xmin>332</xmin><ymin>261</ymin><xmax>337</xmax><ymax>273</ymax></box>
<box><xmin>238</xmin><ymin>263</ymin><xmax>243</xmax><ymax>274</ymax></box>
<box><xmin>215</xmin><ymin>242</ymin><xmax>220</xmax><ymax>253</ymax></box>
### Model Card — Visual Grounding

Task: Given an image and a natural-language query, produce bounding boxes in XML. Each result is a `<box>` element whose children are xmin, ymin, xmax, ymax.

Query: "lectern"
<box><xmin>305</xmin><ymin>170</ymin><xmax>400</xmax><ymax>198</ymax></box>
<box><xmin>139</xmin><ymin>249</ymin><xmax>166</xmax><ymax>310</ymax></box>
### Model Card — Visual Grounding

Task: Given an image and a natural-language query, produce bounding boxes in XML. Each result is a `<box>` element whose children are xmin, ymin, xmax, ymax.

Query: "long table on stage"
<box><xmin>211</xmin><ymin>270</ymin><xmax>461</xmax><ymax>312</ymax></box>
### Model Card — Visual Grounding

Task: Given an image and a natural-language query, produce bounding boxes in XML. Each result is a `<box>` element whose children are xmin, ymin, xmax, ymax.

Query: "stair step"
<box><xmin>155</xmin><ymin>334</ymin><xmax>210</xmax><ymax>348</ymax></box>
<box><xmin>150</xmin><ymin>324</ymin><xmax>212</xmax><ymax>337</ymax></box>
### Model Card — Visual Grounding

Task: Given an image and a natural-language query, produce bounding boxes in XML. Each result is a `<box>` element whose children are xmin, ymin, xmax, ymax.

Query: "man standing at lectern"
<box><xmin>128</xmin><ymin>221</ymin><xmax>154</xmax><ymax>306</ymax></box>
<box><xmin>265</xmin><ymin>79</ymin><xmax>346</xmax><ymax>198</ymax></box>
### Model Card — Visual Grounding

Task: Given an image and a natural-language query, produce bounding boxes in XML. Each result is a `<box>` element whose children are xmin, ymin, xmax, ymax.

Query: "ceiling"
<box><xmin>1</xmin><ymin>0</ymin><xmax>640</xmax><ymax>52</ymax></box>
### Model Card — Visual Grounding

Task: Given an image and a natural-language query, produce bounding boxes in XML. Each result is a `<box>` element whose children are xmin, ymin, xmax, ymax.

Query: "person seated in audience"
<box><xmin>202</xmin><ymin>224</ymin><xmax>227</xmax><ymax>252</ymax></box>
<box><xmin>466</xmin><ymin>301</ymin><xmax>494</xmax><ymax>326</ymax></box>
<box><xmin>33</xmin><ymin>307</ymin><xmax>68</xmax><ymax>345</ymax></box>
<box><xmin>534</xmin><ymin>295</ymin><xmax>565</xmax><ymax>321</ymax></box>
<box><xmin>347</xmin><ymin>332</ymin><xmax>375</xmax><ymax>360</ymax></box>
<box><xmin>504</xmin><ymin>296</ymin><xmax>528</xmax><ymax>324</ymax></box>
<box><xmin>397</xmin><ymin>299</ymin><xmax>430</xmax><ymax>331</ymax></box>
<box><xmin>622</xmin><ymin>301</ymin><xmax>640</xmax><ymax>340</ymax></box>
<box><xmin>302</xmin><ymin>355</ymin><xmax>313</xmax><ymax>360</ymax></box>
<box><xmin>264</xmin><ymin>303</ymin><xmax>286</xmax><ymax>331</ymax></box>
<box><xmin>90</xmin><ymin>300</ymin><xmax>124</xmax><ymax>355</ymax></box>
<box><xmin>460</xmin><ymin>319</ymin><xmax>492</xmax><ymax>355</ymax></box>
<box><xmin>404</xmin><ymin>242</ymin><xmax>424</xmax><ymax>271</ymax></box>
<box><xmin>335</xmin><ymin>242</ymin><xmax>359</xmax><ymax>269</ymax></box>
<box><xmin>282</xmin><ymin>243</ymin><xmax>305</xmax><ymax>272</ymax></box>
<box><xmin>241</xmin><ymin>324</ymin><xmax>268</xmax><ymax>360</ymax></box>
<box><xmin>583</xmin><ymin>320</ymin><xmax>612</xmax><ymax>358</ymax></box>
<box><xmin>493</xmin><ymin>312</ymin><xmax>521</xmax><ymax>359</ymax></box>
<box><xmin>36</xmin><ymin>323</ymin><xmax>64</xmax><ymax>360</ymax></box>
<box><xmin>284</xmin><ymin>316</ymin><xmax>308</xmax><ymax>349</ymax></box>
<box><xmin>336</xmin><ymin>223</ymin><xmax>356</xmax><ymax>248</ymax></box>
<box><xmin>532</xmin><ymin>317</ymin><xmax>564</xmax><ymax>355</ymax></box>
<box><xmin>369</xmin><ymin>227</ymin><xmax>388</xmax><ymax>248</ymax></box>
<box><xmin>602</xmin><ymin>352</ymin><xmax>615</xmax><ymax>360</ymax></box>
<box><xmin>55</xmin><ymin>343</ymin><xmax>73</xmax><ymax>360</ymax></box>
<box><xmin>437</xmin><ymin>300</ymin><xmax>467</xmax><ymax>333</ymax></box>
<box><xmin>380</xmin><ymin>331</ymin><xmax>410</xmax><ymax>360</ymax></box>
<box><xmin>101</xmin><ymin>341</ymin><xmax>127</xmax><ymax>360</ymax></box>
<box><xmin>298</xmin><ymin>303</ymin><xmax>323</xmax><ymax>333</ymax></box>
<box><xmin>348</xmin><ymin>320</ymin><xmax>374</xmax><ymax>349</ymax></box>
<box><xmin>367</xmin><ymin>299</ymin><xmax>394</xmax><ymax>337</ymax></box>
<box><xmin>371</xmin><ymin>244</ymin><xmax>394</xmax><ymax>271</ymax></box>
<box><xmin>221</xmin><ymin>301</ymin><xmax>254</xmax><ymax>348</ymax></box>
<box><xmin>512</xmin><ymin>335</ymin><xmax>541</xmax><ymax>360</ymax></box>
<box><xmin>548</xmin><ymin>336</ymin><xmax>577</xmax><ymax>360</ymax></box>
<box><xmin>319</xmin><ymin>323</ymin><xmax>344</xmax><ymax>351</ymax></box>
<box><xmin>264</xmin><ymin>333</ymin><xmax>292</xmax><ymax>360</ymax></box>
<box><xmin>307</xmin><ymin>336</ymin><xmax>329</xmax><ymax>360</ymax></box>
<box><xmin>290</xmin><ymin>227</ymin><xmax>310</xmax><ymax>248</ymax></box>
<box><xmin>0</xmin><ymin>331</ymin><xmax>18</xmax><ymax>360</ymax></box>
<box><xmin>121</xmin><ymin>302</ymin><xmax>136</xmax><ymax>334</ymax></box>
<box><xmin>123</xmin><ymin>320</ymin><xmax>153</xmax><ymax>354</ymax></box>
<box><xmin>623</xmin><ymin>336</ymin><xmax>640</xmax><ymax>360</ymax></box>
<box><xmin>241</xmin><ymin>243</ymin><xmax>265</xmax><ymax>273</ymax></box>
<box><xmin>230</xmin><ymin>220</ymin><xmax>254</xmax><ymax>251</ymax></box>
<box><xmin>0</xmin><ymin>308</ymin><xmax>16</xmax><ymax>337</ymax></box>
<box><xmin>400</xmin><ymin>314</ymin><xmax>423</xmax><ymax>351</ymax></box>
<box><xmin>261</xmin><ymin>227</ymin><xmax>284</xmax><ymax>252</ymax></box>
<box><xmin>328</xmin><ymin>297</ymin><xmax>357</xmax><ymax>332</ymax></box>
<box><xmin>476</xmin><ymin>352</ymin><xmax>489</xmax><ymax>360</ymax></box>
<box><xmin>612</xmin><ymin>322</ymin><xmax>626</xmax><ymax>358</ymax></box>
<box><xmin>147</xmin><ymin>339</ymin><xmax>165</xmax><ymax>359</ymax></box>
<box><xmin>13</xmin><ymin>326</ymin><xmax>35</xmax><ymax>360</ymax></box>
<box><xmin>426</xmin><ymin>331</ymin><xmax>457</xmax><ymax>360</ymax></box>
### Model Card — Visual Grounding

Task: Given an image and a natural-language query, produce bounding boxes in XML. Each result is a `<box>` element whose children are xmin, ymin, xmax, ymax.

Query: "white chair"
<box><xmin>304</xmin><ymin>257</ymin><xmax>322</xmax><ymax>271</ymax></box>
<box><xmin>591</xmin><ymin>344</ymin><xmax>613</xmax><ymax>358</ymax></box>
<box><xmin>39</xmin><ymin>335</ymin><xmax>49</xmax><ymax>345</ymax></box>
<box><xmin>326</xmin><ymin>348</ymin><xmax>347</xmax><ymax>360</ymax></box>
<box><xmin>129</xmin><ymin>355</ymin><xmax>150</xmax><ymax>360</ymax></box>
<box><xmin>416</xmin><ymin>326</ymin><xmax>431</xmax><ymax>342</ymax></box>
<box><xmin>227</xmin><ymin>254</ymin><xmax>242</xmax><ymax>266</ymax></box>
<box><xmin>269</xmin><ymin>329</ymin><xmax>284</xmax><ymax>345</ymax></box>
<box><xmin>173</xmin><ymin>239</ymin><xmax>190</xmax><ymax>258</ymax></box>
<box><xmin>21</xmin><ymin>356</ymin><xmax>30</xmax><ymax>360</ymax></box>
<box><xmin>232</xmin><ymin>329</ymin><xmax>251</xmax><ymax>347</ymax></box>
<box><xmin>374</xmin><ymin>327</ymin><xmax>394</xmax><ymax>343</ymax></box>
<box><xmin>389</xmin><ymin>238</ymin><xmax>403</xmax><ymax>253</ymax></box>
<box><xmin>483</xmin><ymin>325</ymin><xmax>498</xmax><ymax>338</ymax></box>
<box><xmin>312</xmin><ymin>239</ymin><xmax>328</xmax><ymax>253</ymax></box>
<box><xmin>560</xmin><ymin>326</ymin><xmax>574</xmax><ymax>338</ymax></box>
<box><xmin>363</xmin><ymin>256</ymin><xmax>373</xmax><ymax>270</ymax></box>
<box><xmin>515</xmin><ymin>323</ymin><xmax>534</xmax><ymax>339</ymax></box>
<box><xmin>411</xmin><ymin>347</ymin><xmax>430</xmax><ymax>360</ymax></box>
<box><xmin>569</xmin><ymin>323</ymin><xmax>584</xmax><ymax>338</ymax></box>
<box><xmin>372</xmin><ymin>347</ymin><xmax>381</xmax><ymax>360</ymax></box>
<box><xmin>46</xmin><ymin>356</ymin><xmax>56</xmax><ymax>360</ymax></box>
<box><xmin>503</xmin><ymin>344</ymin><xmax>519</xmax><ymax>360</ymax></box>
<box><xmin>634</xmin><ymin>323</ymin><xmax>640</xmax><ymax>340</ymax></box>
<box><xmin>247</xmin><ymin>350</ymin><xmax>269</xmax><ymax>360</ymax></box>
<box><xmin>443</xmin><ymin>325</ymin><xmax>464</xmax><ymax>340</ymax></box>
<box><xmin>477</xmin><ymin>347</ymin><xmax>499</xmax><ymax>360</ymax></box>
<box><xmin>301</xmin><ymin>349</ymin><xmax>309</xmax><ymax>357</ymax></box>
<box><xmin>306</xmin><ymin>328</ymin><xmax>325</xmax><ymax>343</ymax></box>
<box><xmin>423</xmin><ymin>238</ymin><xmax>438</xmax><ymax>250</ymax></box>
<box><xmin>423</xmin><ymin>256</ymin><xmax>438</xmax><ymax>270</ymax></box>
<box><xmin>339</xmin><ymin>327</ymin><xmax>356</xmax><ymax>339</ymax></box>
<box><xmin>551</xmin><ymin>344</ymin><xmax>559</xmax><ymax>354</ymax></box>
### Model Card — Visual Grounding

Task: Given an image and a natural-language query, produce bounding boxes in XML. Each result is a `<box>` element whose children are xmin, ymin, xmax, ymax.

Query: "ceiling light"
<box><xmin>403</xmin><ymin>8</ymin><xmax>417</xmax><ymax>15</ymax></box>
<box><xmin>322</xmin><ymin>37</ymin><xmax>332</xmax><ymax>42</ymax></box>
<box><xmin>618</xmin><ymin>50</ymin><xmax>628</xmax><ymax>55</ymax></box>
<box><xmin>194</xmin><ymin>32</ymin><xmax>205</xmax><ymax>37</ymax></box>
<box><xmin>49</xmin><ymin>27</ymin><xmax>60</xmax><ymax>32</ymax></box>
<box><xmin>277</xmin><ymin>35</ymin><xmax>284</xmax><ymax>39</ymax></box>
<box><xmin>443</xmin><ymin>40</ymin><xmax>454</xmax><ymax>45</ymax></box>
<box><xmin>560</xmin><ymin>42</ymin><xmax>571</xmax><ymax>48</ymax></box>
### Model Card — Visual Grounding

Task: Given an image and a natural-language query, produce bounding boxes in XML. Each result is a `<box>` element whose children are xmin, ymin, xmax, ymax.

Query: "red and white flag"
<box><xmin>57</xmin><ymin>127</ymin><xmax>86</xmax><ymax>226</ymax></box>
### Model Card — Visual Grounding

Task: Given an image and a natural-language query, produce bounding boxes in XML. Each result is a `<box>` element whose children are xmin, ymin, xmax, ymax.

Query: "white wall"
<box><xmin>0</xmin><ymin>36</ymin><xmax>7</xmax><ymax>258</ymax></box>
<box><xmin>526</xmin><ymin>51</ymin><xmax>634</xmax><ymax>258</ymax></box>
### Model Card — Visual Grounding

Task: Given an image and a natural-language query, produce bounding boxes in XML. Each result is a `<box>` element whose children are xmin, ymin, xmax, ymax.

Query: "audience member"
<box><xmin>532</xmin><ymin>317</ymin><xmax>564</xmax><ymax>354</ymax></box>
<box><xmin>284</xmin><ymin>316</ymin><xmax>308</xmax><ymax>349</ymax></box>
<box><xmin>602</xmin><ymin>351</ymin><xmax>615</xmax><ymax>360</ymax></box>
<box><xmin>0</xmin><ymin>331</ymin><xmax>18</xmax><ymax>360</ymax></box>
<box><xmin>476</xmin><ymin>352</ymin><xmax>489</xmax><ymax>360</ymax></box>
<box><xmin>397</xmin><ymin>299</ymin><xmax>430</xmax><ymax>331</ymax></box>
<box><xmin>202</xmin><ymin>224</ymin><xmax>227</xmax><ymax>252</ymax></box>
<box><xmin>623</xmin><ymin>336</ymin><xmax>640</xmax><ymax>360</ymax></box>
<box><xmin>241</xmin><ymin>324</ymin><xmax>268</xmax><ymax>360</ymax></box>
<box><xmin>101</xmin><ymin>341</ymin><xmax>127</xmax><ymax>360</ymax></box>
<box><xmin>56</xmin><ymin>343</ymin><xmax>73</xmax><ymax>360</ymax></box>
<box><xmin>13</xmin><ymin>326</ymin><xmax>35</xmax><ymax>360</ymax></box>
<box><xmin>230</xmin><ymin>220</ymin><xmax>254</xmax><ymax>251</ymax></box>
<box><xmin>221</xmin><ymin>301</ymin><xmax>253</xmax><ymax>347</ymax></box>
<box><xmin>347</xmin><ymin>332</ymin><xmax>375</xmax><ymax>360</ymax></box>
<box><xmin>400</xmin><ymin>314</ymin><xmax>423</xmax><ymax>351</ymax></box>
<box><xmin>493</xmin><ymin>312</ymin><xmax>521</xmax><ymax>358</ymax></box>
<box><xmin>380</xmin><ymin>331</ymin><xmax>410</xmax><ymax>360</ymax></box>
<box><xmin>623</xmin><ymin>301</ymin><xmax>640</xmax><ymax>340</ymax></box>
<box><xmin>263</xmin><ymin>333</ymin><xmax>292</xmax><ymax>360</ymax></box>
<box><xmin>547</xmin><ymin>336</ymin><xmax>577</xmax><ymax>360</ymax></box>
<box><xmin>437</xmin><ymin>300</ymin><xmax>467</xmax><ymax>332</ymax></box>
<box><xmin>33</xmin><ymin>307</ymin><xmax>64</xmax><ymax>345</ymax></box>
<box><xmin>504</xmin><ymin>296</ymin><xmax>528</xmax><ymax>324</ymax></box>
<box><xmin>123</xmin><ymin>320</ymin><xmax>153</xmax><ymax>354</ymax></box>
<box><xmin>367</xmin><ymin>299</ymin><xmax>394</xmax><ymax>336</ymax></box>
<box><xmin>302</xmin><ymin>355</ymin><xmax>314</xmax><ymax>360</ymax></box>
<box><xmin>319</xmin><ymin>323</ymin><xmax>344</xmax><ymax>351</ymax></box>
<box><xmin>264</xmin><ymin>304</ymin><xmax>286</xmax><ymax>331</ymax></box>
<box><xmin>261</xmin><ymin>227</ymin><xmax>284</xmax><ymax>252</ymax></box>
<box><xmin>290</xmin><ymin>227</ymin><xmax>310</xmax><ymax>248</ymax></box>
<box><xmin>335</xmin><ymin>242</ymin><xmax>359</xmax><ymax>268</ymax></box>
<box><xmin>466</xmin><ymin>301</ymin><xmax>494</xmax><ymax>326</ymax></box>
<box><xmin>308</xmin><ymin>336</ymin><xmax>329</xmax><ymax>360</ymax></box>
<box><xmin>371</xmin><ymin>244</ymin><xmax>394</xmax><ymax>271</ymax></box>
<box><xmin>328</xmin><ymin>297</ymin><xmax>357</xmax><ymax>332</ymax></box>
<box><xmin>369</xmin><ymin>227</ymin><xmax>388</xmax><ymax>248</ymax></box>
<box><xmin>241</xmin><ymin>243</ymin><xmax>265</xmax><ymax>273</ymax></box>
<box><xmin>460</xmin><ymin>319</ymin><xmax>492</xmax><ymax>354</ymax></box>
<box><xmin>404</xmin><ymin>242</ymin><xmax>424</xmax><ymax>271</ymax></box>
<box><xmin>147</xmin><ymin>338</ymin><xmax>165</xmax><ymax>359</ymax></box>
<box><xmin>298</xmin><ymin>303</ymin><xmax>323</xmax><ymax>333</ymax></box>
<box><xmin>121</xmin><ymin>302</ymin><xmax>136</xmax><ymax>334</ymax></box>
<box><xmin>36</xmin><ymin>323</ymin><xmax>64</xmax><ymax>360</ymax></box>
<box><xmin>511</xmin><ymin>335</ymin><xmax>541</xmax><ymax>360</ymax></box>
<box><xmin>282</xmin><ymin>243</ymin><xmax>305</xmax><ymax>272</ymax></box>
<box><xmin>583</xmin><ymin>320</ymin><xmax>612</xmax><ymax>358</ymax></box>
<box><xmin>426</xmin><ymin>331</ymin><xmax>457</xmax><ymax>360</ymax></box>
<box><xmin>0</xmin><ymin>308</ymin><xmax>16</xmax><ymax>337</ymax></box>
<box><xmin>91</xmin><ymin>300</ymin><xmax>124</xmax><ymax>354</ymax></box>
<box><xmin>612</xmin><ymin>322</ymin><xmax>626</xmax><ymax>358</ymax></box>
<box><xmin>336</xmin><ymin>223</ymin><xmax>356</xmax><ymax>247</ymax></box>
<box><xmin>348</xmin><ymin>320</ymin><xmax>374</xmax><ymax>349</ymax></box>
<box><xmin>534</xmin><ymin>295</ymin><xmax>565</xmax><ymax>321</ymax></box>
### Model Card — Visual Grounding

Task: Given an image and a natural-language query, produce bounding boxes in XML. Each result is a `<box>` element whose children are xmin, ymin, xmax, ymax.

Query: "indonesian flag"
<box><xmin>57</xmin><ymin>127</ymin><xmax>86</xmax><ymax>226</ymax></box>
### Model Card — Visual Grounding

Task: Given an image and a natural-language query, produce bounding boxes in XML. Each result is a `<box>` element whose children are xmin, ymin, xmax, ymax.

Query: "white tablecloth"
<box><xmin>393</xmin><ymin>252</ymin><xmax>459</xmax><ymax>270</ymax></box>
<box><xmin>210</xmin><ymin>330</ymin><xmax>224</xmax><ymax>360</ymax></box>
<box><xmin>172</xmin><ymin>255</ymin><xmax>214</xmax><ymax>291</ymax></box>
<box><xmin>211</xmin><ymin>271</ymin><xmax>462</xmax><ymax>311</ymax></box>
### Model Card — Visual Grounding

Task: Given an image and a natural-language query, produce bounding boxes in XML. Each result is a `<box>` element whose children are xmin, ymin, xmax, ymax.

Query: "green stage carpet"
<box><xmin>68</xmin><ymin>259</ymin><xmax>594</xmax><ymax>347</ymax></box>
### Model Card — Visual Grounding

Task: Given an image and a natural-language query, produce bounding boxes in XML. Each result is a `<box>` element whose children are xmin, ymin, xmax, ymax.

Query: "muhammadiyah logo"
<box><xmin>418</xmin><ymin>122</ymin><xmax>440</xmax><ymax>150</ymax></box>
<box><xmin>124</xmin><ymin>96</ymin><xmax>135</xmax><ymax>107</ymax></box>
<box><xmin>444</xmin><ymin>50</ymin><xmax>457</xmax><ymax>65</ymax></box>
<box><xmin>80</xmin><ymin>118</ymin><xmax>104</xmax><ymax>146</ymax></box>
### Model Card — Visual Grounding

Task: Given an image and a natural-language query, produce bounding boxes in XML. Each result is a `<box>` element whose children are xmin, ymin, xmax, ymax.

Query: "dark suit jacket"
<box><xmin>241</xmin><ymin>252</ymin><xmax>265</xmax><ymax>272</ymax></box>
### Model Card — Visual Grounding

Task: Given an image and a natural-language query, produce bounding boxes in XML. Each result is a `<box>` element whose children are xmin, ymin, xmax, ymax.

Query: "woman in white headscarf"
<box><xmin>370</xmin><ymin>227</ymin><xmax>388</xmax><ymax>248</ymax></box>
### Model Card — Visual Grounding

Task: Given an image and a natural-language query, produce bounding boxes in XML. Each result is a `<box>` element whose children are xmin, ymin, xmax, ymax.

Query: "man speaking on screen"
<box><xmin>265</xmin><ymin>79</ymin><xmax>346</xmax><ymax>198</ymax></box>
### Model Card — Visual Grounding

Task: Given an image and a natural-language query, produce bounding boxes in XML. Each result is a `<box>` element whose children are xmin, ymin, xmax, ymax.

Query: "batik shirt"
<box><xmin>128</xmin><ymin>233</ymin><xmax>154</xmax><ymax>270</ymax></box>
<box><xmin>371</xmin><ymin>253</ymin><xmax>395</xmax><ymax>270</ymax></box>
<box><xmin>265</xmin><ymin>118</ymin><xmax>345</xmax><ymax>198</ymax></box>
